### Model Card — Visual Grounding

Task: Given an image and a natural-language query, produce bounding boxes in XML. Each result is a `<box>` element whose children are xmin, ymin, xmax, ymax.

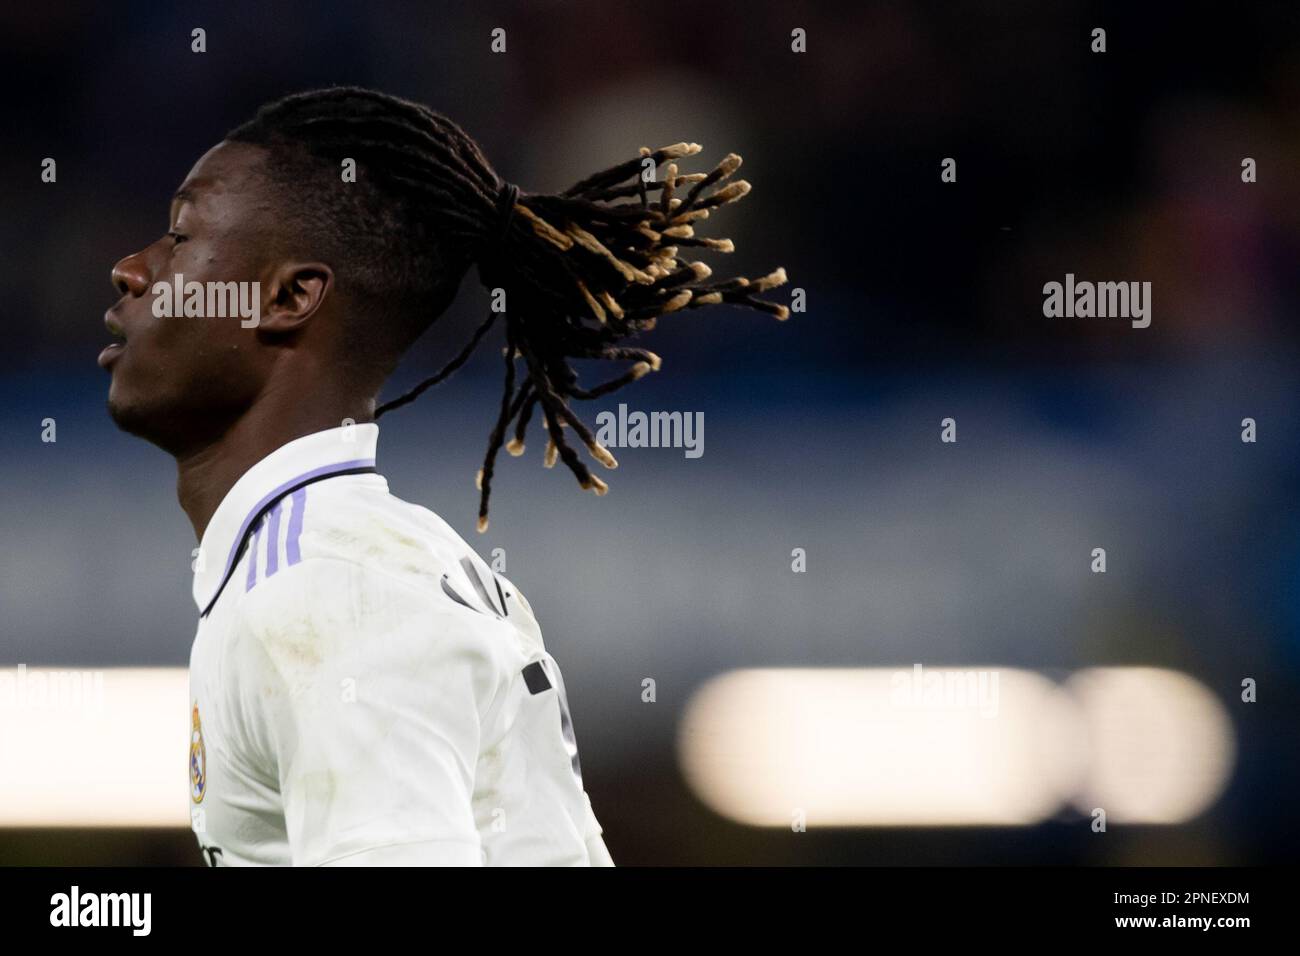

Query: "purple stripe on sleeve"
<box><xmin>245</xmin><ymin>522</ymin><xmax>262</xmax><ymax>591</ymax></box>
<box><xmin>286</xmin><ymin>487</ymin><xmax>306</xmax><ymax>567</ymax></box>
<box><xmin>265</xmin><ymin>503</ymin><xmax>282</xmax><ymax>578</ymax></box>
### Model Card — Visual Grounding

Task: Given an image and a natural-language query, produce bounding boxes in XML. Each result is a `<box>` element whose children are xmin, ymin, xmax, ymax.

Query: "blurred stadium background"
<box><xmin>1</xmin><ymin>1</ymin><xmax>1298</xmax><ymax>864</ymax></box>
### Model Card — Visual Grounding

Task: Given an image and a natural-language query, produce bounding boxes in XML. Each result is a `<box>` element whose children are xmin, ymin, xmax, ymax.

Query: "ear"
<box><xmin>258</xmin><ymin>261</ymin><xmax>334</xmax><ymax>334</ymax></box>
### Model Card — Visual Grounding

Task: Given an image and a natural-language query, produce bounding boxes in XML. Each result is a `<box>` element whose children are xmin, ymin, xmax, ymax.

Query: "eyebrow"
<box><xmin>172</xmin><ymin>186</ymin><xmax>197</xmax><ymax>204</ymax></box>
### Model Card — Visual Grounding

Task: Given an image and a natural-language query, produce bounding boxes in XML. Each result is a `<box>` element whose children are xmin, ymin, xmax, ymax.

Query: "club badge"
<box><xmin>190</xmin><ymin>702</ymin><xmax>207</xmax><ymax>804</ymax></box>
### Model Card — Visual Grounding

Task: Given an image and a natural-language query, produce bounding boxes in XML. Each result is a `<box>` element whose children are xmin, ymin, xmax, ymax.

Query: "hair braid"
<box><xmin>228</xmin><ymin>87</ymin><xmax>789</xmax><ymax>532</ymax></box>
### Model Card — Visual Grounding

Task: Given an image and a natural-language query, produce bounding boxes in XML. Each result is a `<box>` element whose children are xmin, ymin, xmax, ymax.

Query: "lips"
<box><xmin>97</xmin><ymin>342</ymin><xmax>124</xmax><ymax>368</ymax></box>
<box><xmin>99</xmin><ymin>312</ymin><xmax>127</xmax><ymax>369</ymax></box>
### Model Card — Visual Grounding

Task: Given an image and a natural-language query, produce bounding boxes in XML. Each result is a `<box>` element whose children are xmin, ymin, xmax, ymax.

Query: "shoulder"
<box><xmin>239</xmin><ymin>474</ymin><xmax>488</xmax><ymax>612</ymax></box>
<box><xmin>295</xmin><ymin>478</ymin><xmax>546</xmax><ymax>647</ymax></box>
<box><xmin>293</xmin><ymin>475</ymin><xmax>466</xmax><ymax>585</ymax></box>
<box><xmin>227</xmin><ymin>552</ymin><xmax>521</xmax><ymax>735</ymax></box>
<box><xmin>229</xmin><ymin>478</ymin><xmax>538</xmax><ymax>688</ymax></box>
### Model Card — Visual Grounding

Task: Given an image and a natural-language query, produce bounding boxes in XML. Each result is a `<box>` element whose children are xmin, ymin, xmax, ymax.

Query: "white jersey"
<box><xmin>186</xmin><ymin>423</ymin><xmax>611</xmax><ymax>866</ymax></box>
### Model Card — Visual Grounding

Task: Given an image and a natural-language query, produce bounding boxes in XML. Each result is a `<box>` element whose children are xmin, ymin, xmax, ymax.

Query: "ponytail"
<box><xmin>229</xmin><ymin>88</ymin><xmax>789</xmax><ymax>532</ymax></box>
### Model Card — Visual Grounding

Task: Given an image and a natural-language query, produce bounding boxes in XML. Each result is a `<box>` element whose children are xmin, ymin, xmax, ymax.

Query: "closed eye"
<box><xmin>168</xmin><ymin>231</ymin><xmax>188</xmax><ymax>244</ymax></box>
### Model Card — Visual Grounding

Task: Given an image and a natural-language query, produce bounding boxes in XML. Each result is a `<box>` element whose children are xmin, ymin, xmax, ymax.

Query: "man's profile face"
<box><xmin>103</xmin><ymin>140</ymin><xmax>282</xmax><ymax>456</ymax></box>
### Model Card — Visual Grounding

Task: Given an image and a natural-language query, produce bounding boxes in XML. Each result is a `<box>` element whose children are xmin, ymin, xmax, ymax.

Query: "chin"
<box><xmin>107</xmin><ymin>382</ymin><xmax>246</xmax><ymax>459</ymax></box>
<box><xmin>106</xmin><ymin>392</ymin><xmax>160</xmax><ymax>442</ymax></box>
<box><xmin>105</xmin><ymin>387</ymin><xmax>186</xmax><ymax>455</ymax></box>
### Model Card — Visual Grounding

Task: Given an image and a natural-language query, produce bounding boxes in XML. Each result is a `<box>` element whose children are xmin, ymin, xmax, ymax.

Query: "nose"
<box><xmin>110</xmin><ymin>250</ymin><xmax>152</xmax><ymax>297</ymax></box>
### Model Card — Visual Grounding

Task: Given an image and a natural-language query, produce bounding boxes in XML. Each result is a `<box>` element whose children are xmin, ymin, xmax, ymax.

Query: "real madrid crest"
<box><xmin>190</xmin><ymin>702</ymin><xmax>206</xmax><ymax>803</ymax></box>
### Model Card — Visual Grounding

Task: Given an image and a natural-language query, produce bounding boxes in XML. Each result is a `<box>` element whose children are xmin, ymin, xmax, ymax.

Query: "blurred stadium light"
<box><xmin>0</xmin><ymin>667</ymin><xmax>188</xmax><ymax>827</ymax></box>
<box><xmin>679</xmin><ymin>666</ymin><xmax>1233</xmax><ymax>827</ymax></box>
<box><xmin>1066</xmin><ymin>667</ymin><xmax>1236</xmax><ymax>824</ymax></box>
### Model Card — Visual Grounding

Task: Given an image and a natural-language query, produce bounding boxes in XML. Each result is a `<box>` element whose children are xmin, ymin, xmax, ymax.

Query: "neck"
<box><xmin>176</xmin><ymin>376</ymin><xmax>375</xmax><ymax>542</ymax></box>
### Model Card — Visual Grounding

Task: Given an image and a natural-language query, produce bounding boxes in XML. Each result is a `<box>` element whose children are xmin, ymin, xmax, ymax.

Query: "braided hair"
<box><xmin>228</xmin><ymin>87</ymin><xmax>788</xmax><ymax>532</ymax></box>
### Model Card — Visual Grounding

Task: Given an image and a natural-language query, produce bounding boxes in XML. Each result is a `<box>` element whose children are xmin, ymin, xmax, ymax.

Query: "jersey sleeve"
<box><xmin>586</xmin><ymin>832</ymin><xmax>615</xmax><ymax>866</ymax></box>
<box><xmin>233</xmin><ymin>556</ymin><xmax>513</xmax><ymax>867</ymax></box>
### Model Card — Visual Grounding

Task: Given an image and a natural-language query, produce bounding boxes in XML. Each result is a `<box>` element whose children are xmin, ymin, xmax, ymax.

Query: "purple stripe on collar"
<box><xmin>265</xmin><ymin>501</ymin><xmax>283</xmax><ymax>578</ymax></box>
<box><xmin>245</xmin><ymin>521</ymin><xmax>262</xmax><ymax>592</ymax></box>
<box><xmin>217</xmin><ymin>458</ymin><xmax>374</xmax><ymax>597</ymax></box>
<box><xmin>285</xmin><ymin>487</ymin><xmax>307</xmax><ymax>567</ymax></box>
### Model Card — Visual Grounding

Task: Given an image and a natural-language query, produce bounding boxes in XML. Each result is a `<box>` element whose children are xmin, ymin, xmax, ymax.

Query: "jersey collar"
<box><xmin>191</xmin><ymin>423</ymin><xmax>380</xmax><ymax>613</ymax></box>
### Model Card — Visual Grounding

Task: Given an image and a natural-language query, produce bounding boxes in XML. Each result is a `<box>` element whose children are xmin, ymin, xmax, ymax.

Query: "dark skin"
<box><xmin>103</xmin><ymin>141</ymin><xmax>382</xmax><ymax>542</ymax></box>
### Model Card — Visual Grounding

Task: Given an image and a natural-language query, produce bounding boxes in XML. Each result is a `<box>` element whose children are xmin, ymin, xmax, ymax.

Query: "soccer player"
<box><xmin>99</xmin><ymin>88</ymin><xmax>787</xmax><ymax>866</ymax></box>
